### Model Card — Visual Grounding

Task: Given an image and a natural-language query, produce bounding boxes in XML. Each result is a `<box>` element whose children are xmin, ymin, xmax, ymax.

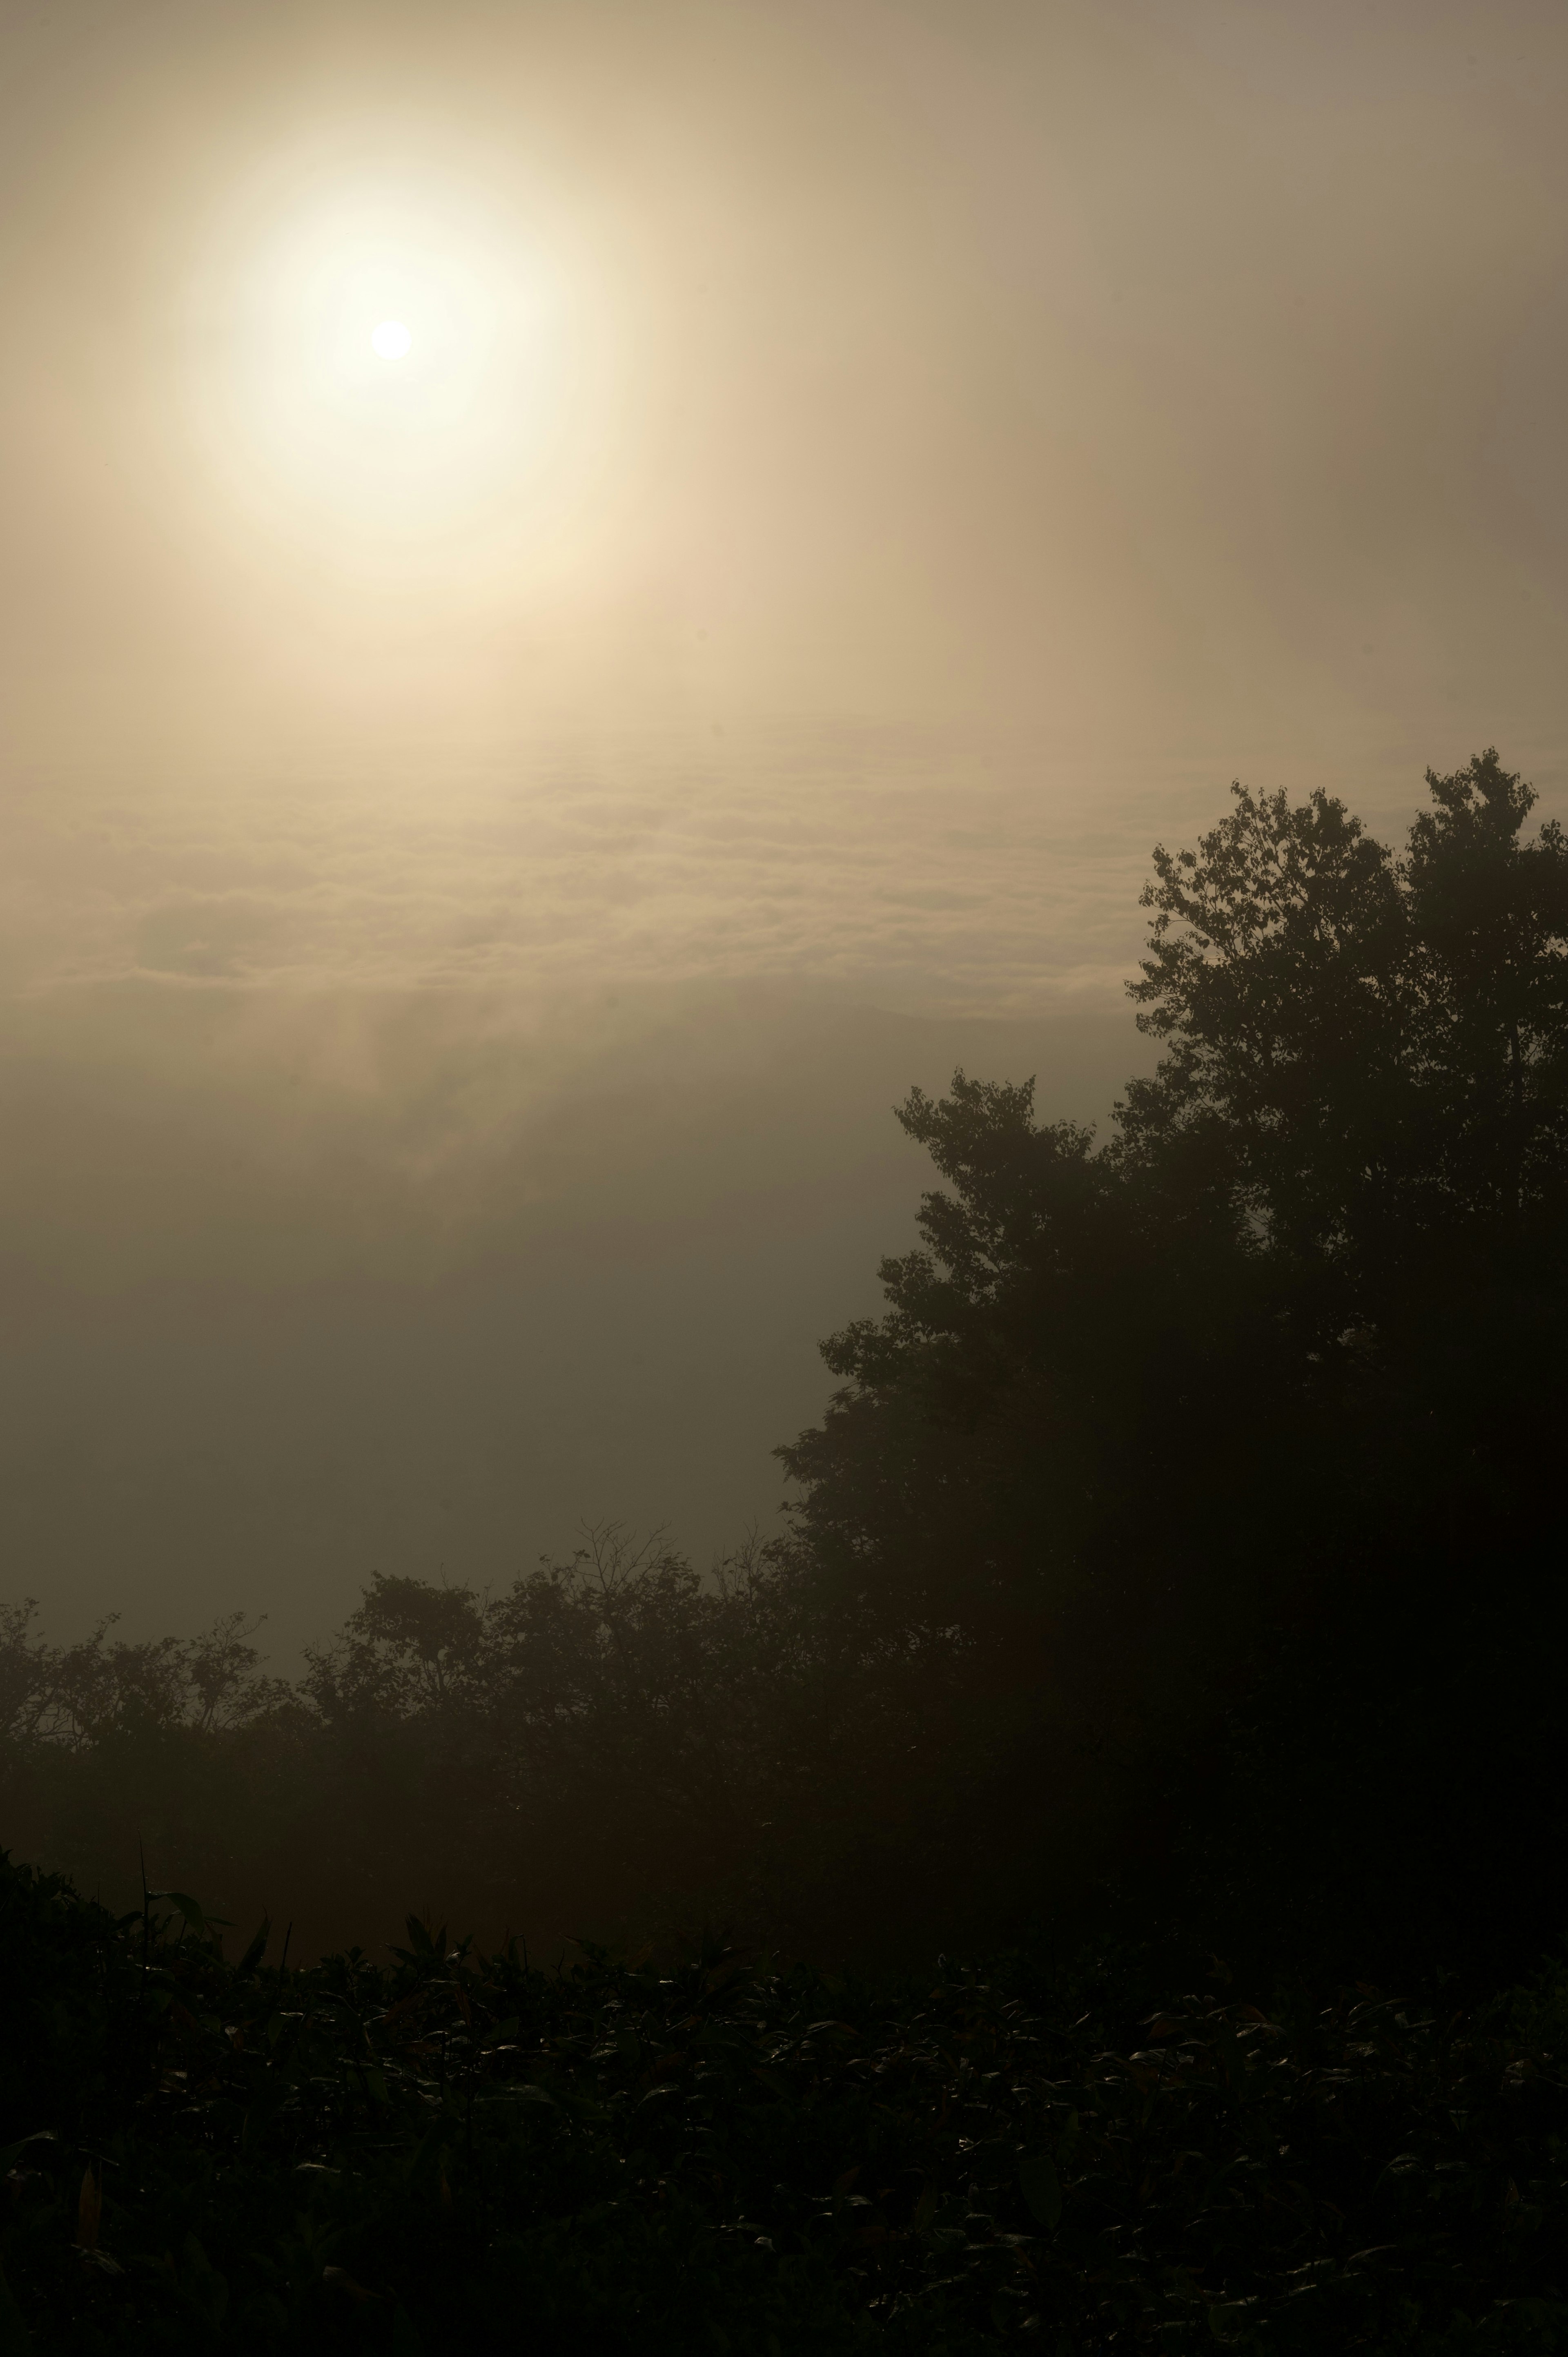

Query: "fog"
<box><xmin>0</xmin><ymin>985</ymin><xmax>1148</xmax><ymax>1651</ymax></box>
<box><xmin>0</xmin><ymin>0</ymin><xmax>1565</xmax><ymax>1649</ymax></box>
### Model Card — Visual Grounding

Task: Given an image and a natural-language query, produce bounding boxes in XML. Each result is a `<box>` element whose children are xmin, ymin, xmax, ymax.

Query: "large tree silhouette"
<box><xmin>776</xmin><ymin>751</ymin><xmax>1568</xmax><ymax>1962</ymax></box>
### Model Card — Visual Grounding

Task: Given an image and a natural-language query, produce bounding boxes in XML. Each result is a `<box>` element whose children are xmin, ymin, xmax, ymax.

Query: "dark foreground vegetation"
<box><xmin>6</xmin><ymin>1849</ymin><xmax>1568</xmax><ymax>2353</ymax></box>
<box><xmin>4</xmin><ymin>749</ymin><xmax>1568</xmax><ymax>2344</ymax></box>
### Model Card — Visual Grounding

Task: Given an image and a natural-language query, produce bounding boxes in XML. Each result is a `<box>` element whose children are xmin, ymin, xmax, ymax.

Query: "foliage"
<box><xmin>772</xmin><ymin>751</ymin><xmax>1568</xmax><ymax>1971</ymax></box>
<box><xmin>0</xmin><ymin>1603</ymin><xmax>291</xmax><ymax>1752</ymax></box>
<box><xmin>5</xmin><ymin>1849</ymin><xmax>1568</xmax><ymax>2353</ymax></box>
<box><xmin>0</xmin><ymin>1530</ymin><xmax>963</xmax><ymax>1961</ymax></box>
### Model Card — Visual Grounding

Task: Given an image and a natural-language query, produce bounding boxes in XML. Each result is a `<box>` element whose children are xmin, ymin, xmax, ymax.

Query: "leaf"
<box><xmin>148</xmin><ymin>1891</ymin><xmax>231</xmax><ymax>1940</ymax></box>
<box><xmin>1209</xmin><ymin>2299</ymin><xmax>1259</xmax><ymax>2342</ymax></box>
<box><xmin>913</xmin><ymin>2183</ymin><xmax>938</xmax><ymax>2235</ymax></box>
<box><xmin>391</xmin><ymin>2304</ymin><xmax>425</xmax><ymax>2355</ymax></box>
<box><xmin>0</xmin><ymin>2133</ymin><xmax>52</xmax><ymax>2179</ymax></box>
<box><xmin>323</xmin><ymin>2267</ymin><xmax>383</xmax><ymax>2303</ymax></box>
<box><xmin>76</xmin><ymin>2163</ymin><xmax>102</xmax><ymax>2253</ymax></box>
<box><xmin>403</xmin><ymin>1914</ymin><xmax>441</xmax><ymax>1959</ymax></box>
<box><xmin>379</xmin><ymin>1989</ymin><xmax>428</xmax><ymax>2029</ymax></box>
<box><xmin>407</xmin><ymin>2120</ymin><xmax>459</xmax><ymax>2196</ymax></box>
<box><xmin>234</xmin><ymin>1917</ymin><xmax>271</xmax><ymax>1978</ymax></box>
<box><xmin>180</xmin><ymin>2235</ymin><xmax>227</xmax><ymax>2326</ymax></box>
<box><xmin>1018</xmin><ymin>2153</ymin><xmax>1061</xmax><ymax>2231</ymax></box>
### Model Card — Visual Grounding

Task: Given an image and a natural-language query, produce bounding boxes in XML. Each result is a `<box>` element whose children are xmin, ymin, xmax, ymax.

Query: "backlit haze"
<box><xmin>2</xmin><ymin>0</ymin><xmax>1566</xmax><ymax>1652</ymax></box>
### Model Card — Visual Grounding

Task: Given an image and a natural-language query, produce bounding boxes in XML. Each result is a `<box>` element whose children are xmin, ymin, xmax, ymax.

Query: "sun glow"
<box><xmin>187</xmin><ymin>159</ymin><xmax>589</xmax><ymax>555</ymax></box>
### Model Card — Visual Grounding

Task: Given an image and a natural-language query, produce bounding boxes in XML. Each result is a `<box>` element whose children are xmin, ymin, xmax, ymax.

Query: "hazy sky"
<box><xmin>2</xmin><ymin>0</ymin><xmax>1565</xmax><ymax>1651</ymax></box>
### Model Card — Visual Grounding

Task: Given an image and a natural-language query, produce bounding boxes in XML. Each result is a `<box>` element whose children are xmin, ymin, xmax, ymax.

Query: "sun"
<box><xmin>188</xmin><ymin>161</ymin><xmax>594</xmax><ymax>552</ymax></box>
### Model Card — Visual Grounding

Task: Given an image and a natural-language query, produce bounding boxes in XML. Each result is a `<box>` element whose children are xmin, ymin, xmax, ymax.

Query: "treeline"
<box><xmin>0</xmin><ymin>1532</ymin><xmax>950</xmax><ymax>1959</ymax></box>
<box><xmin>6</xmin><ymin>749</ymin><xmax>1568</xmax><ymax>1977</ymax></box>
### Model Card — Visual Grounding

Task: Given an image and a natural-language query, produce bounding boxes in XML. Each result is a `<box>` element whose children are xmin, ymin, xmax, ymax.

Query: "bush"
<box><xmin>3</xmin><ymin>1851</ymin><xmax>1568</xmax><ymax>2350</ymax></box>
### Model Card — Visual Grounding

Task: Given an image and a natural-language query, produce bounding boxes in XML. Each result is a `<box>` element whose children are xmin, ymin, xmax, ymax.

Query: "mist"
<box><xmin>0</xmin><ymin>983</ymin><xmax>1144</xmax><ymax>1651</ymax></box>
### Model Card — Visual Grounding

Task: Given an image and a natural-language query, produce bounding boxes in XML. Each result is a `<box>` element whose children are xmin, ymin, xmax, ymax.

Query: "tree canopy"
<box><xmin>784</xmin><ymin>751</ymin><xmax>1568</xmax><ymax>1604</ymax></box>
<box><xmin>771</xmin><ymin>752</ymin><xmax>1568</xmax><ymax>1958</ymax></box>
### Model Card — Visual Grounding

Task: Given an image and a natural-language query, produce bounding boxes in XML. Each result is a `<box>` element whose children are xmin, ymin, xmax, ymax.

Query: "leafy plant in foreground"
<box><xmin>2</xmin><ymin>1851</ymin><xmax>1568</xmax><ymax>2351</ymax></box>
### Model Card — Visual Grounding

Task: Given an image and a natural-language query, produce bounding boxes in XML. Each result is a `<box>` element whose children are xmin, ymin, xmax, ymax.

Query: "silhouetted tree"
<box><xmin>776</xmin><ymin>751</ymin><xmax>1568</xmax><ymax>1962</ymax></box>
